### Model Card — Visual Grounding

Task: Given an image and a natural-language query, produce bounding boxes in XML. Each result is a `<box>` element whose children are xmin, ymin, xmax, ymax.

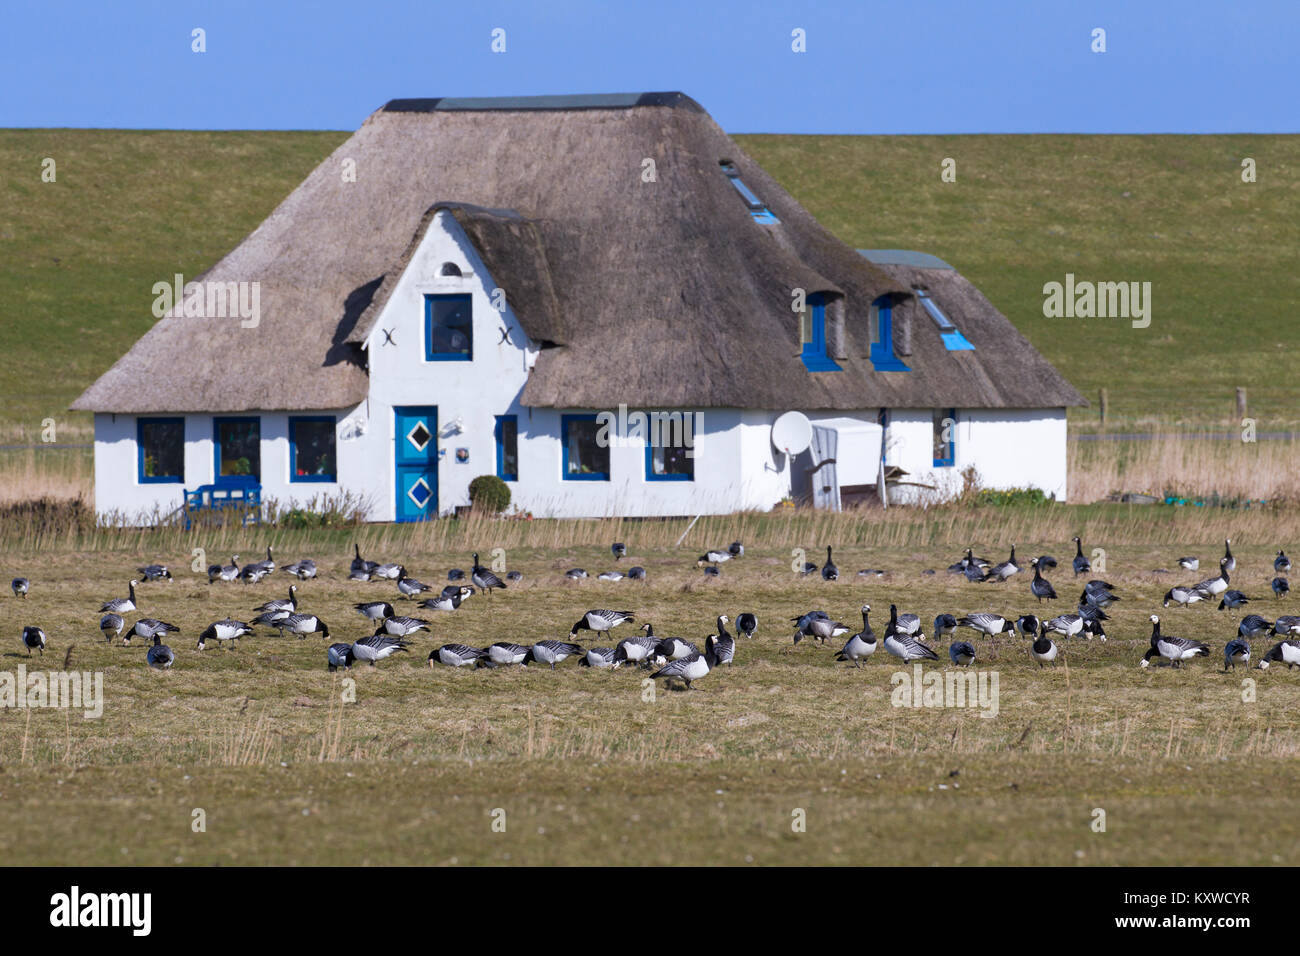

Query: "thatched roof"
<box><xmin>73</xmin><ymin>92</ymin><xmax>1082</xmax><ymax>413</ymax></box>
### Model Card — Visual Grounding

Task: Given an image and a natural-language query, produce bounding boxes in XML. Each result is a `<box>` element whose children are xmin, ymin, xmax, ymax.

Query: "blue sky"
<box><xmin>2</xmin><ymin>0</ymin><xmax>1295</xmax><ymax>132</ymax></box>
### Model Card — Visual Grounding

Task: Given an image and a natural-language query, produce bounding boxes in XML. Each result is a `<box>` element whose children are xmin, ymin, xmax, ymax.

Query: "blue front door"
<box><xmin>394</xmin><ymin>406</ymin><xmax>437</xmax><ymax>522</ymax></box>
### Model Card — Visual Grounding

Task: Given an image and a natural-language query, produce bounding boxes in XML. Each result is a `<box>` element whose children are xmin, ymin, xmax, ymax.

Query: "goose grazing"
<box><xmin>949</xmin><ymin>641</ymin><xmax>977</xmax><ymax>666</ymax></box>
<box><xmin>1222</xmin><ymin>539</ymin><xmax>1236</xmax><ymax>573</ymax></box>
<box><xmin>702</xmin><ymin>565</ymin><xmax>721</xmax><ymax>578</ymax></box>
<box><xmin>350</xmin><ymin>544</ymin><xmax>379</xmax><ymax>576</ymax></box>
<box><xmin>1071</xmin><ymin>537</ymin><xmax>1091</xmax><ymax>576</ymax></box>
<box><xmin>736</xmin><ymin>612</ymin><xmax>758</xmax><ymax>639</ymax></box>
<box><xmin>506</xmin><ymin>571</ymin><xmax>523</xmax><ymax>582</ymax></box>
<box><xmin>569</xmin><ymin>609</ymin><xmax>635</xmax><ymax>640</ymax></box>
<box><xmin>696</xmin><ymin>550</ymin><xmax>731</xmax><ymax>568</ymax></box>
<box><xmin>1044</xmin><ymin>613</ymin><xmax>1084</xmax><ymax>640</ymax></box>
<box><xmin>430</xmin><ymin>643</ymin><xmax>487</xmax><ymax>668</ymax></box>
<box><xmin>208</xmin><ymin>555</ymin><xmax>240</xmax><ymax>584</ymax></box>
<box><xmin>375</xmin><ymin>616</ymin><xmax>429</xmax><ymax>638</ymax></box>
<box><xmin>254</xmin><ymin>585</ymin><xmax>298</xmax><ymax>616</ymax></box>
<box><xmin>792</xmin><ymin>612</ymin><xmax>850</xmax><ymax>646</ymax></box>
<box><xmin>598</xmin><ymin>571</ymin><xmax>624</xmax><ymax>582</ymax></box>
<box><xmin>955</xmin><ymin>613</ymin><xmax>1016</xmax><ymax>638</ymax></box>
<box><xmin>1163</xmin><ymin>584</ymin><xmax>1208</xmax><ymax>608</ymax></box>
<box><xmin>146</xmin><ymin>634</ymin><xmax>175</xmax><ymax>669</ymax></box>
<box><xmin>529</xmin><ymin>640</ymin><xmax>584</xmax><ymax>669</ymax></box>
<box><xmin>1079</xmin><ymin>580</ymin><xmax>1119</xmax><ymax>608</ymax></box>
<box><xmin>1276</xmin><ymin>550</ymin><xmax>1292</xmax><ymax>574</ymax></box>
<box><xmin>1143</xmin><ymin>614</ymin><xmax>1209</xmax><ymax>668</ymax></box>
<box><xmin>1036</xmin><ymin>555</ymin><xmax>1058</xmax><ymax>571</ymax></box>
<box><xmin>100</xmin><ymin>580</ymin><xmax>139</xmax><ymax>614</ymax></box>
<box><xmin>371</xmin><ymin>563</ymin><xmax>404</xmax><ymax>581</ymax></box>
<box><xmin>1014</xmin><ymin>614</ymin><xmax>1039</xmax><ymax>638</ymax></box>
<box><xmin>713</xmin><ymin>615</ymin><xmax>735</xmax><ymax>665</ymax></box>
<box><xmin>857</xmin><ymin>568</ymin><xmax>887</xmax><ymax>578</ymax></box>
<box><xmin>281</xmin><ymin>613</ymin><xmax>331</xmax><ymax>640</ymax></box>
<box><xmin>251</xmin><ymin>608</ymin><xmax>292</xmax><ymax>633</ymax></box>
<box><xmin>1272</xmin><ymin>616</ymin><xmax>1300</xmax><ymax>636</ymax></box>
<box><xmin>1259</xmin><ymin>639</ymin><xmax>1300</xmax><ymax>670</ymax></box>
<box><xmin>447</xmin><ymin>568</ymin><xmax>466</xmax><ymax>582</ymax></box>
<box><xmin>962</xmin><ymin>561</ymin><xmax>986</xmax><ymax>583</ymax></box>
<box><xmin>247</xmin><ymin>546</ymin><xmax>276</xmax><ymax>576</ymax></box>
<box><xmin>982</xmin><ymin>545</ymin><xmax>1020</xmax><ymax>582</ymax></box>
<box><xmin>933</xmin><ymin>614</ymin><xmax>958</xmax><ymax>639</ymax></box>
<box><xmin>649</xmin><ymin>634</ymin><xmax>719</xmax><ymax>690</ymax></box>
<box><xmin>578</xmin><ymin>647</ymin><xmax>620</xmax><ymax>669</ymax></box>
<box><xmin>124</xmin><ymin>618</ymin><xmax>179</xmax><ymax>646</ymax></box>
<box><xmin>565</xmin><ymin>569</ymin><xmax>589</xmax><ymax>580</ymax></box>
<box><xmin>834</xmin><ymin>605</ymin><xmax>877</xmax><ymax>667</ymax></box>
<box><xmin>895</xmin><ymin>611</ymin><xmax>922</xmax><ymax>636</ymax></box>
<box><xmin>1273</xmin><ymin>577</ymin><xmax>1290</xmax><ymax>599</ymax></box>
<box><xmin>728</xmin><ymin>541</ymin><xmax>744</xmax><ymax>558</ymax></box>
<box><xmin>351</xmin><ymin>634</ymin><xmax>410</xmax><ymax>666</ymax></box>
<box><xmin>99</xmin><ymin>613</ymin><xmax>125</xmax><ymax>643</ymax></box>
<box><xmin>470</xmin><ymin>554</ymin><xmax>506</xmax><ymax>597</ymax></box>
<box><xmin>611</xmin><ymin>542</ymin><xmax>627</xmax><ymax>561</ymax></box>
<box><xmin>196</xmin><ymin>618</ymin><xmax>255</xmax><ymax>651</ymax></box>
<box><xmin>137</xmin><ymin>564</ymin><xmax>173</xmax><ymax>582</ymax></box>
<box><xmin>239</xmin><ymin>564</ymin><xmax>271</xmax><ymax>585</ymax></box>
<box><xmin>1177</xmin><ymin>556</ymin><xmax>1199</xmax><ymax>572</ymax></box>
<box><xmin>799</xmin><ymin>561</ymin><xmax>819</xmax><ymax>575</ymax></box>
<box><xmin>419</xmin><ymin>586</ymin><xmax>475</xmax><ymax>612</ymax></box>
<box><xmin>627</xmin><ymin>566</ymin><xmax>647</xmax><ymax>581</ymax></box>
<box><xmin>396</xmin><ymin>571</ymin><xmax>433</xmax><ymax>598</ymax></box>
<box><xmin>1217</xmin><ymin>589</ymin><xmax>1250</xmax><ymax>610</ymax></box>
<box><xmin>651</xmin><ymin>627</ymin><xmax>699</xmax><ymax>661</ymax></box>
<box><xmin>613</xmin><ymin>633</ymin><xmax>658</xmax><ymax>668</ymax></box>
<box><xmin>1238</xmin><ymin>614</ymin><xmax>1273</xmax><ymax>639</ymax></box>
<box><xmin>1223</xmin><ymin>638</ymin><xmax>1250</xmax><ymax>671</ymax></box>
<box><xmin>821</xmin><ymin>546</ymin><xmax>839</xmax><ymax>581</ymax></box>
<box><xmin>1031</xmin><ymin>625</ymin><xmax>1058</xmax><ymax>667</ymax></box>
<box><xmin>283</xmin><ymin>558</ymin><xmax>318</xmax><ymax>580</ymax></box>
<box><xmin>484</xmin><ymin>642</ymin><xmax>531</xmax><ymax>667</ymax></box>
<box><xmin>1030</xmin><ymin>560</ymin><xmax>1057</xmax><ymax>603</ymax></box>
<box><xmin>348</xmin><ymin>565</ymin><xmax>373</xmax><ymax>582</ymax></box>
<box><xmin>354</xmin><ymin>600</ymin><xmax>394</xmax><ymax>622</ymax></box>
<box><xmin>883</xmin><ymin>607</ymin><xmax>939</xmax><ymax>662</ymax></box>
<box><xmin>327</xmin><ymin>643</ymin><xmax>355</xmax><ymax>671</ymax></box>
<box><xmin>10</xmin><ymin>577</ymin><xmax>29</xmax><ymax>599</ymax></box>
<box><xmin>21</xmin><ymin>625</ymin><xmax>46</xmax><ymax>656</ymax></box>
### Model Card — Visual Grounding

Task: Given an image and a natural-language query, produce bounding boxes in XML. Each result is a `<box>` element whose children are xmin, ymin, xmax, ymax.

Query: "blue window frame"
<box><xmin>800</xmin><ymin>293</ymin><xmax>841</xmax><ymax>372</ymax></box>
<box><xmin>720</xmin><ymin>161</ymin><xmax>781</xmax><ymax>224</ymax></box>
<box><xmin>495</xmin><ymin>415</ymin><xmax>519</xmax><ymax>481</ymax></box>
<box><xmin>561</xmin><ymin>414</ymin><xmax>609</xmax><ymax>481</ymax></box>
<box><xmin>290</xmin><ymin>416</ymin><xmax>337</xmax><ymax>482</ymax></box>
<box><xmin>424</xmin><ymin>293</ymin><xmax>473</xmax><ymax>361</ymax></box>
<box><xmin>213</xmin><ymin>417</ymin><xmax>261</xmax><ymax>486</ymax></box>
<box><xmin>933</xmin><ymin>408</ymin><xmax>956</xmax><ymax>467</ymax></box>
<box><xmin>869</xmin><ymin>295</ymin><xmax>910</xmax><ymax>371</ymax></box>
<box><xmin>645</xmin><ymin>413</ymin><xmax>695</xmax><ymax>481</ymax></box>
<box><xmin>915</xmin><ymin>288</ymin><xmax>975</xmax><ymax>351</ymax></box>
<box><xmin>137</xmin><ymin>417</ymin><xmax>184</xmax><ymax>483</ymax></box>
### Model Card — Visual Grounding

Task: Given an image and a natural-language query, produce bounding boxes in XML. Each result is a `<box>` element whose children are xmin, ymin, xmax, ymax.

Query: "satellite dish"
<box><xmin>771</xmin><ymin>411</ymin><xmax>813</xmax><ymax>456</ymax></box>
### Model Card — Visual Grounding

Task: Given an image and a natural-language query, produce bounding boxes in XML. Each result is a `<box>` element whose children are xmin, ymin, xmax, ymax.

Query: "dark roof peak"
<box><xmin>382</xmin><ymin>92</ymin><xmax>703</xmax><ymax>113</ymax></box>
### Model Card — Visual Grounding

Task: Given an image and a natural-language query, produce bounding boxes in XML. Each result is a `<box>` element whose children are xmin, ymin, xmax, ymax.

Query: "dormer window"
<box><xmin>720</xmin><ymin>161</ymin><xmax>780</xmax><ymax>224</ymax></box>
<box><xmin>798</xmin><ymin>292</ymin><xmax>840</xmax><ymax>372</ymax></box>
<box><xmin>868</xmin><ymin>295</ymin><xmax>910</xmax><ymax>372</ymax></box>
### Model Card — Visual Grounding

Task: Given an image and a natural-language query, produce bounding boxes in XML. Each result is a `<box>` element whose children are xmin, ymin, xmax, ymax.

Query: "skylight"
<box><xmin>914</xmin><ymin>289</ymin><xmax>974</xmax><ymax>351</ymax></box>
<box><xmin>720</xmin><ymin>162</ymin><xmax>780</xmax><ymax>224</ymax></box>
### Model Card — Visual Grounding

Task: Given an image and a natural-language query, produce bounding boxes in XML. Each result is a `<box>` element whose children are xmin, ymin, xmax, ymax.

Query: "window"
<box><xmin>290</xmin><ymin>417</ymin><xmax>336</xmax><ymax>482</ymax></box>
<box><xmin>933</xmin><ymin>408</ymin><xmax>956</xmax><ymax>467</ymax></box>
<box><xmin>214</xmin><ymin>418</ymin><xmax>261</xmax><ymax>484</ymax></box>
<box><xmin>562</xmin><ymin>414</ymin><xmax>609</xmax><ymax>481</ymax></box>
<box><xmin>424</xmin><ymin>293</ymin><xmax>473</xmax><ymax>360</ymax></box>
<box><xmin>915</xmin><ymin>288</ymin><xmax>975</xmax><ymax>351</ymax></box>
<box><xmin>495</xmin><ymin>415</ymin><xmax>518</xmax><ymax>481</ymax></box>
<box><xmin>440</xmin><ymin>262</ymin><xmax>462</xmax><ymax>277</ymax></box>
<box><xmin>645</xmin><ymin>413</ymin><xmax>695</xmax><ymax>481</ymax></box>
<box><xmin>138</xmin><ymin>418</ymin><xmax>184</xmax><ymax>483</ymax></box>
<box><xmin>869</xmin><ymin>295</ymin><xmax>910</xmax><ymax>371</ymax></box>
<box><xmin>798</xmin><ymin>293</ymin><xmax>841</xmax><ymax>372</ymax></box>
<box><xmin>720</xmin><ymin>161</ymin><xmax>780</xmax><ymax>224</ymax></box>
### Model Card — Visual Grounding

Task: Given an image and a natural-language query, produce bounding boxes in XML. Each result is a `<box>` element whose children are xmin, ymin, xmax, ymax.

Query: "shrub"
<box><xmin>973</xmin><ymin>487</ymin><xmax>1051</xmax><ymax>507</ymax></box>
<box><xmin>468</xmin><ymin>474</ymin><xmax>511</xmax><ymax>514</ymax></box>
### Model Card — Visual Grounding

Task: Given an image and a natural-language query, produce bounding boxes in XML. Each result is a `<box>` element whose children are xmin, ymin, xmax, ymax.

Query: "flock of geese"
<box><xmin>8</xmin><ymin>537</ymin><xmax>1298</xmax><ymax>686</ymax></box>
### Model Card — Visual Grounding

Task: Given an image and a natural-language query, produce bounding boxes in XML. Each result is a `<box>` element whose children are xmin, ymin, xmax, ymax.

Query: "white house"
<box><xmin>72</xmin><ymin>92</ymin><xmax>1085</xmax><ymax>523</ymax></box>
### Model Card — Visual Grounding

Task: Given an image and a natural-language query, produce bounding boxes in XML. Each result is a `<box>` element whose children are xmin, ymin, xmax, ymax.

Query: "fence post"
<box><xmin>1099</xmin><ymin>388</ymin><xmax>1108</xmax><ymax>427</ymax></box>
<box><xmin>1236</xmin><ymin>387</ymin><xmax>1247</xmax><ymax>420</ymax></box>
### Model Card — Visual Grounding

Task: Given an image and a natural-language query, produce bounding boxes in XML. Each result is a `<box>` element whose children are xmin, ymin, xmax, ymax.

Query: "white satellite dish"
<box><xmin>771</xmin><ymin>411</ymin><xmax>813</xmax><ymax>456</ymax></box>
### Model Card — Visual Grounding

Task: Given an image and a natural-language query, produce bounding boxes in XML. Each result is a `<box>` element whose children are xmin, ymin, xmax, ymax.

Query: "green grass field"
<box><xmin>1</xmin><ymin>512</ymin><xmax>1298</xmax><ymax>865</ymax></box>
<box><xmin>1</xmin><ymin>130</ymin><xmax>1297</xmax><ymax>440</ymax></box>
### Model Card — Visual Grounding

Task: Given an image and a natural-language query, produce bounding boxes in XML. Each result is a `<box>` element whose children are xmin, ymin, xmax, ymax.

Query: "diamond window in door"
<box><xmin>406</xmin><ymin>421</ymin><xmax>432</xmax><ymax>452</ymax></box>
<box><xmin>407</xmin><ymin>476</ymin><xmax>432</xmax><ymax>510</ymax></box>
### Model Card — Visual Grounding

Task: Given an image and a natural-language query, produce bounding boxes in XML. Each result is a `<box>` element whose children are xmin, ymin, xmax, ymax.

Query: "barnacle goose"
<box><xmin>1044</xmin><ymin>613</ymin><xmax>1085</xmax><ymax>640</ymax></box>
<box><xmin>530</xmin><ymin>640</ymin><xmax>584</xmax><ymax>669</ymax></box>
<box><xmin>471</xmin><ymin>553</ymin><xmax>507</xmax><ymax>596</ymax></box>
<box><xmin>353</xmin><ymin>600</ymin><xmax>394</xmax><ymax>622</ymax></box>
<box><xmin>506</xmin><ymin>571</ymin><xmax>523</xmax><ymax>582</ymax></box>
<box><xmin>834</xmin><ymin>605</ymin><xmax>877</xmax><ymax>667</ymax></box>
<box><xmin>728</xmin><ymin>541</ymin><xmax>744</xmax><ymax>558</ymax></box>
<box><xmin>1071</xmin><ymin>537</ymin><xmax>1091</xmax><ymax>576</ymax></box>
<box><xmin>565</xmin><ymin>568</ymin><xmax>589</xmax><ymax>580</ymax></box>
<box><xmin>799</xmin><ymin>561</ymin><xmax>819</xmax><ymax>575</ymax></box>
<box><xmin>239</xmin><ymin>561</ymin><xmax>270</xmax><ymax>584</ymax></box>
<box><xmin>1177</xmin><ymin>556</ymin><xmax>1199</xmax><ymax>571</ymax></box>
<box><xmin>197</xmin><ymin>618</ymin><xmax>255</xmax><ymax>650</ymax></box>
<box><xmin>1014</xmin><ymin>614</ymin><xmax>1039</xmax><ymax>638</ymax></box>
<box><xmin>1223</xmin><ymin>638</ymin><xmax>1250</xmax><ymax>671</ymax></box>
<box><xmin>1276</xmin><ymin>550</ymin><xmax>1292</xmax><ymax>574</ymax></box>
<box><xmin>447</xmin><ymin>568</ymin><xmax>466</xmax><ymax>582</ymax></box>
<box><xmin>1163</xmin><ymin>584</ymin><xmax>1207</xmax><ymax>608</ymax></box>
<box><xmin>713</xmin><ymin>616</ymin><xmax>735</xmax><ymax>665</ymax></box>
<box><xmin>254</xmin><ymin>586</ymin><xmax>298</xmax><ymax>615</ymax></box>
<box><xmin>281</xmin><ymin>613</ymin><xmax>331</xmax><ymax>639</ymax></box>
<box><xmin>10</xmin><ymin>577</ymin><xmax>28</xmax><ymax>599</ymax></box>
<box><xmin>792</xmin><ymin>612</ymin><xmax>850</xmax><ymax>646</ymax></box>
<box><xmin>247</xmin><ymin>546</ymin><xmax>276</xmax><ymax>576</ymax></box>
<box><xmin>895</xmin><ymin>611</ymin><xmax>922</xmax><ymax>636</ymax></box>
<box><xmin>1272</xmin><ymin>577</ymin><xmax>1290</xmax><ymax>599</ymax></box>
<box><xmin>1030</xmin><ymin>560</ymin><xmax>1057</xmax><ymax>603</ymax></box>
<box><xmin>650</xmin><ymin>626</ymin><xmax>699</xmax><ymax>661</ymax></box>
<box><xmin>397</xmin><ymin>572</ymin><xmax>433</xmax><ymax>598</ymax></box>
<box><xmin>982</xmin><ymin>545</ymin><xmax>1020</xmax><ymax>582</ymax></box>
<box><xmin>569</xmin><ymin>609</ymin><xmax>634</xmax><ymax>640</ymax></box>
<box><xmin>208</xmin><ymin>555</ymin><xmax>240</xmax><ymax>584</ymax></box>
<box><xmin>1031</xmin><ymin>625</ymin><xmax>1058</xmax><ymax>667</ymax></box>
<box><xmin>579</xmin><ymin>647</ymin><xmax>620</xmax><ymax>668</ymax></box>
<box><xmin>100</xmin><ymin>613</ymin><xmax>125</xmax><ymax>642</ymax></box>
<box><xmin>613</xmin><ymin>633</ymin><xmax>658</xmax><ymax>667</ymax></box>
<box><xmin>1238</xmin><ymin>614</ymin><xmax>1274</xmax><ymax>639</ymax></box>
<box><xmin>350</xmin><ymin>544</ymin><xmax>379</xmax><ymax>577</ymax></box>
<box><xmin>1272</xmin><ymin>616</ymin><xmax>1300</xmax><ymax>636</ymax></box>
<box><xmin>598</xmin><ymin>571</ymin><xmax>624</xmax><ymax>581</ymax></box>
<box><xmin>611</xmin><ymin>542</ymin><xmax>627</xmax><ymax>561</ymax></box>
<box><xmin>949</xmin><ymin>641</ymin><xmax>977</xmax><ymax>666</ymax></box>
<box><xmin>375</xmin><ymin>616</ymin><xmax>429</xmax><ymax>638</ymax></box>
<box><xmin>1142</xmin><ymin>614</ymin><xmax>1209</xmax><ymax>668</ymax></box>
<box><xmin>327</xmin><ymin>643</ymin><xmax>355</xmax><ymax>671</ymax></box>
<box><xmin>283</xmin><ymin>558</ymin><xmax>318</xmax><ymax>580</ymax></box>
<box><xmin>883</xmin><ymin>609</ymin><xmax>939</xmax><ymax>662</ymax></box>
<box><xmin>627</xmin><ymin>566</ymin><xmax>647</xmax><ymax>581</ymax></box>
<box><xmin>124</xmin><ymin>618</ymin><xmax>179</xmax><ymax>645</ymax></box>
<box><xmin>649</xmin><ymin>635</ymin><xmax>719</xmax><ymax>690</ymax></box>
<box><xmin>371</xmin><ymin>563</ymin><xmax>404</xmax><ymax>581</ymax></box>
<box><xmin>1260</xmin><ymin>639</ymin><xmax>1300</xmax><ymax>669</ymax></box>
<box><xmin>137</xmin><ymin>564</ymin><xmax>173</xmax><ymax>582</ymax></box>
<box><xmin>251</xmin><ymin>608</ymin><xmax>292</xmax><ymax>633</ymax></box>
<box><xmin>821</xmin><ymin>546</ymin><xmax>839</xmax><ymax>581</ymax></box>
<box><xmin>419</xmin><ymin>586</ymin><xmax>475</xmax><ymax>612</ymax></box>
<box><xmin>696</xmin><ymin>550</ymin><xmax>731</xmax><ymax>567</ymax></box>
<box><xmin>736</xmin><ymin>612</ymin><xmax>758</xmax><ymax>638</ymax></box>
<box><xmin>1079</xmin><ymin>580</ymin><xmax>1120</xmax><ymax>608</ymax></box>
<box><xmin>100</xmin><ymin>580</ymin><xmax>139</xmax><ymax>614</ymax></box>
<box><xmin>430</xmin><ymin>643</ymin><xmax>487</xmax><ymax>668</ymax></box>
<box><xmin>352</xmin><ymin>634</ymin><xmax>410</xmax><ymax>666</ymax></box>
<box><xmin>1193</xmin><ymin>559</ymin><xmax>1231</xmax><ymax>598</ymax></box>
<box><xmin>146</xmin><ymin>635</ymin><xmax>175</xmax><ymax>669</ymax></box>
<box><xmin>1217</xmin><ymin>589</ymin><xmax>1249</xmax><ymax>611</ymax></box>
<box><xmin>955</xmin><ymin>613</ymin><xmax>1016</xmax><ymax>637</ymax></box>
<box><xmin>484</xmin><ymin>642</ymin><xmax>531</xmax><ymax>667</ymax></box>
<box><xmin>702</xmin><ymin>565</ymin><xmax>721</xmax><ymax>578</ymax></box>
<box><xmin>1222</xmin><ymin>539</ymin><xmax>1236</xmax><ymax>573</ymax></box>
<box><xmin>1036</xmin><ymin>555</ymin><xmax>1058</xmax><ymax>571</ymax></box>
<box><xmin>21</xmin><ymin>625</ymin><xmax>46</xmax><ymax>656</ymax></box>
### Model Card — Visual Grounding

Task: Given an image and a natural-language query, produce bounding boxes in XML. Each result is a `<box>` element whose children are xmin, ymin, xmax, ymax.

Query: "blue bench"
<box><xmin>182</xmin><ymin>483</ymin><xmax>262</xmax><ymax>530</ymax></box>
